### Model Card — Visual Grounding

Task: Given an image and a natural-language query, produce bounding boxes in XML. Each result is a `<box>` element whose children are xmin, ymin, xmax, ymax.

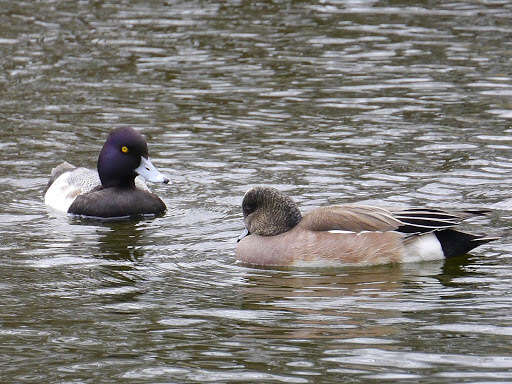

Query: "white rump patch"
<box><xmin>403</xmin><ymin>233</ymin><xmax>444</xmax><ymax>263</ymax></box>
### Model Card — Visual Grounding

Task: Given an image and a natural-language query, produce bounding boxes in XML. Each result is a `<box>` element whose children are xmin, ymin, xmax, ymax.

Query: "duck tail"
<box><xmin>434</xmin><ymin>229</ymin><xmax>499</xmax><ymax>258</ymax></box>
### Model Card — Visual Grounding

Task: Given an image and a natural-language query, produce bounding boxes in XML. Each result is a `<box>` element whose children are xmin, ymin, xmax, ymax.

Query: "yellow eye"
<box><xmin>121</xmin><ymin>146</ymin><xmax>129</xmax><ymax>153</ymax></box>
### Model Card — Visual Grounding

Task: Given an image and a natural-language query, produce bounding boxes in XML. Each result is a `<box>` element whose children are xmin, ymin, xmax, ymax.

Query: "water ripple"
<box><xmin>1</xmin><ymin>0</ymin><xmax>511</xmax><ymax>383</ymax></box>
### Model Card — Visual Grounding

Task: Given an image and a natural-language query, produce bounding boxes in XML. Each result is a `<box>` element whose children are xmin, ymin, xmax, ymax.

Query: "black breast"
<box><xmin>68</xmin><ymin>187</ymin><xmax>166</xmax><ymax>219</ymax></box>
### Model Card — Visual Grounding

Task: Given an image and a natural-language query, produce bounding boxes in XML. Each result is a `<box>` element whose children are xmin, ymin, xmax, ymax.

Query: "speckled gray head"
<box><xmin>239</xmin><ymin>186</ymin><xmax>302</xmax><ymax>240</ymax></box>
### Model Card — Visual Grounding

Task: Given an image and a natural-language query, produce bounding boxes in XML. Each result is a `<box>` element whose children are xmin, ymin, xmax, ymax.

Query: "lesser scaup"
<box><xmin>44</xmin><ymin>127</ymin><xmax>169</xmax><ymax>219</ymax></box>
<box><xmin>236</xmin><ymin>186</ymin><xmax>497</xmax><ymax>267</ymax></box>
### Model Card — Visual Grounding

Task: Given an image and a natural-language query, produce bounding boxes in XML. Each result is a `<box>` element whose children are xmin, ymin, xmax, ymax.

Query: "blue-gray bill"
<box><xmin>237</xmin><ymin>228</ymin><xmax>249</xmax><ymax>243</ymax></box>
<box><xmin>135</xmin><ymin>156</ymin><xmax>169</xmax><ymax>184</ymax></box>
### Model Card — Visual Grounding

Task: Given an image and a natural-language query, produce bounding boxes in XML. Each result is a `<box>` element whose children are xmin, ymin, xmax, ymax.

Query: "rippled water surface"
<box><xmin>1</xmin><ymin>1</ymin><xmax>512</xmax><ymax>383</ymax></box>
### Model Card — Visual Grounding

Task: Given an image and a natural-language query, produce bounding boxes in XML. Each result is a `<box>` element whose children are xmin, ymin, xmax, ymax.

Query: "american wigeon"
<box><xmin>44</xmin><ymin>127</ymin><xmax>169</xmax><ymax>219</ymax></box>
<box><xmin>236</xmin><ymin>186</ymin><xmax>497</xmax><ymax>267</ymax></box>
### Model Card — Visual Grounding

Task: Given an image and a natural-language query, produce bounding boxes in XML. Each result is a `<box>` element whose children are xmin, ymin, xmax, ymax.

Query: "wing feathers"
<box><xmin>300</xmin><ymin>205</ymin><xmax>490</xmax><ymax>234</ymax></box>
<box><xmin>300</xmin><ymin>205</ymin><xmax>402</xmax><ymax>232</ymax></box>
<box><xmin>392</xmin><ymin>208</ymin><xmax>489</xmax><ymax>234</ymax></box>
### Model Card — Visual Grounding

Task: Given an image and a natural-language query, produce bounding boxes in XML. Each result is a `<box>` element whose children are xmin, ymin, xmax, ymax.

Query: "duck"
<box><xmin>44</xmin><ymin>127</ymin><xmax>169</xmax><ymax>219</ymax></box>
<box><xmin>236</xmin><ymin>186</ymin><xmax>497</xmax><ymax>267</ymax></box>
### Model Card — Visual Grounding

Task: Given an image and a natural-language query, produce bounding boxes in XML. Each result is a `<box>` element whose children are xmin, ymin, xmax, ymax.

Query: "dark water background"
<box><xmin>1</xmin><ymin>1</ymin><xmax>512</xmax><ymax>383</ymax></box>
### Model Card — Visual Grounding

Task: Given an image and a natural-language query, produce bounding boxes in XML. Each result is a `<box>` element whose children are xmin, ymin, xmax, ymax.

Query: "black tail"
<box><xmin>434</xmin><ymin>229</ymin><xmax>498</xmax><ymax>258</ymax></box>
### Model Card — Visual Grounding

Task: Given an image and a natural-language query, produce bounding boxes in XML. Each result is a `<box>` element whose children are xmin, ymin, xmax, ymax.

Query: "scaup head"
<box><xmin>97</xmin><ymin>127</ymin><xmax>169</xmax><ymax>188</ymax></box>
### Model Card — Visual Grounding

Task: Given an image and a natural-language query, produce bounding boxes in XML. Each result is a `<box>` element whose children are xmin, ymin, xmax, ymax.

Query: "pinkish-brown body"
<box><xmin>237</xmin><ymin>229</ymin><xmax>405</xmax><ymax>267</ymax></box>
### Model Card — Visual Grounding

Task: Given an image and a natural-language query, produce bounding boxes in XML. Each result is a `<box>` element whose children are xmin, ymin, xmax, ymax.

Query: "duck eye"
<box><xmin>121</xmin><ymin>146</ymin><xmax>129</xmax><ymax>153</ymax></box>
<box><xmin>243</xmin><ymin>202</ymin><xmax>256</xmax><ymax>216</ymax></box>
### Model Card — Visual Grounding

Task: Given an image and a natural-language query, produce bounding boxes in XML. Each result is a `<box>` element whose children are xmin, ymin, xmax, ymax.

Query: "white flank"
<box><xmin>44</xmin><ymin>168</ymin><xmax>100</xmax><ymax>213</ymax></box>
<box><xmin>403</xmin><ymin>233</ymin><xmax>444</xmax><ymax>263</ymax></box>
<box><xmin>44</xmin><ymin>167</ymin><xmax>152</xmax><ymax>213</ymax></box>
<box><xmin>44</xmin><ymin>174</ymin><xmax>82</xmax><ymax>213</ymax></box>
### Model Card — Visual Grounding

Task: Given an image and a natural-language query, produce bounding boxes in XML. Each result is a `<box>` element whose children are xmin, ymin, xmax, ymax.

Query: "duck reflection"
<box><xmin>95</xmin><ymin>220</ymin><xmax>147</xmax><ymax>261</ymax></box>
<box><xmin>234</xmin><ymin>262</ymin><xmax>448</xmax><ymax>341</ymax></box>
<box><xmin>94</xmin><ymin>220</ymin><xmax>152</xmax><ymax>295</ymax></box>
<box><xmin>67</xmin><ymin>218</ymin><xmax>156</xmax><ymax>305</ymax></box>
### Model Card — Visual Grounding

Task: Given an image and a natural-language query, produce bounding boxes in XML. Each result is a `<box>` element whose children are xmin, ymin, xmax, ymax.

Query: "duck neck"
<box><xmin>98</xmin><ymin>163</ymin><xmax>137</xmax><ymax>189</ymax></box>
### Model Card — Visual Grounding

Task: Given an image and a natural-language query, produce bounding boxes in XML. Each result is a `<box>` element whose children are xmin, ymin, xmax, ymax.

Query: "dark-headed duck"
<box><xmin>44</xmin><ymin>127</ymin><xmax>169</xmax><ymax>220</ymax></box>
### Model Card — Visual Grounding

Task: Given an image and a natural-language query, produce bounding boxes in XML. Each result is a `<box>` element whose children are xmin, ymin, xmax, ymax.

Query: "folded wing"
<box><xmin>300</xmin><ymin>205</ymin><xmax>490</xmax><ymax>234</ymax></box>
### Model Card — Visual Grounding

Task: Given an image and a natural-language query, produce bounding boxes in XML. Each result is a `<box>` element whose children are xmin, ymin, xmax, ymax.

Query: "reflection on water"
<box><xmin>1</xmin><ymin>0</ymin><xmax>512</xmax><ymax>383</ymax></box>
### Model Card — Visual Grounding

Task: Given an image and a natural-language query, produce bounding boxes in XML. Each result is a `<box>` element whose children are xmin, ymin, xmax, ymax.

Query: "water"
<box><xmin>1</xmin><ymin>0</ymin><xmax>512</xmax><ymax>382</ymax></box>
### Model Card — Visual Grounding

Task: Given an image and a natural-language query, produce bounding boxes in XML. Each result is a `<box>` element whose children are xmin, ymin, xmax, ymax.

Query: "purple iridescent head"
<box><xmin>97</xmin><ymin>127</ymin><xmax>169</xmax><ymax>188</ymax></box>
